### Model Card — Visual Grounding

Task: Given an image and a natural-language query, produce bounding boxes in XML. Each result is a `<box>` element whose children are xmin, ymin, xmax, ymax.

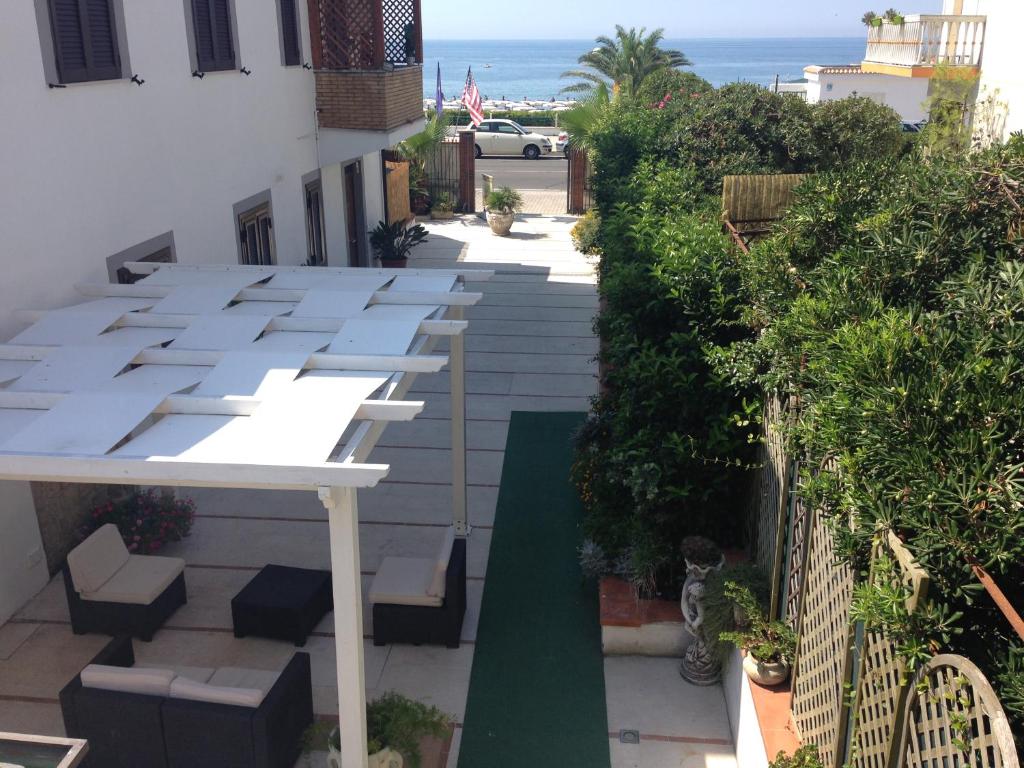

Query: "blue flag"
<box><xmin>435</xmin><ymin>62</ymin><xmax>444</xmax><ymax>117</ymax></box>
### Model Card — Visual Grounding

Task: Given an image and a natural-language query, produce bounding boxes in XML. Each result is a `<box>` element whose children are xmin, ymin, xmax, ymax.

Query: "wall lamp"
<box><xmin>240</xmin><ymin>67</ymin><xmax>252</xmax><ymax>76</ymax></box>
<box><xmin>192</xmin><ymin>70</ymin><xmax>205</xmax><ymax>79</ymax></box>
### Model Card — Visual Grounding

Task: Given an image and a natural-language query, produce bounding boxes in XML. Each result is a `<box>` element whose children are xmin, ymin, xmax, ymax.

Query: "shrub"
<box><xmin>87</xmin><ymin>489</ymin><xmax>195</xmax><ymax>554</ymax></box>
<box><xmin>769</xmin><ymin>745</ymin><xmax>825</xmax><ymax>768</ymax></box>
<box><xmin>570</xmin><ymin>210</ymin><xmax>602</xmax><ymax>254</ymax></box>
<box><xmin>485</xmin><ymin>186</ymin><xmax>523</xmax><ymax>214</ymax></box>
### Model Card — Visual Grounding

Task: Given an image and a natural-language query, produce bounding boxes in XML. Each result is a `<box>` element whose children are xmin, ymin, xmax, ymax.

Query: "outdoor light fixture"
<box><xmin>303</xmin><ymin>62</ymin><xmax>312</xmax><ymax>70</ymax></box>
<box><xmin>618</xmin><ymin>730</ymin><xmax>640</xmax><ymax>745</ymax></box>
<box><xmin>47</xmin><ymin>82</ymin><xmax>67</xmax><ymax>89</ymax></box>
<box><xmin>241</xmin><ymin>67</ymin><xmax>252</xmax><ymax>76</ymax></box>
<box><xmin>192</xmin><ymin>70</ymin><xmax>205</xmax><ymax>79</ymax></box>
<box><xmin>131</xmin><ymin>74</ymin><xmax>145</xmax><ymax>86</ymax></box>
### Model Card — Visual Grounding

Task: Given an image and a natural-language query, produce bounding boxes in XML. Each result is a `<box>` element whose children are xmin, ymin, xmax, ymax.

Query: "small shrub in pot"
<box><xmin>485</xmin><ymin>187</ymin><xmax>523</xmax><ymax>236</ymax></box>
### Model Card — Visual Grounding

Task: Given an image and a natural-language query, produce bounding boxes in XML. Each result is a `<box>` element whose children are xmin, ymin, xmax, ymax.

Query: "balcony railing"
<box><xmin>308</xmin><ymin>0</ymin><xmax>423</xmax><ymax>70</ymax></box>
<box><xmin>864</xmin><ymin>14</ymin><xmax>986</xmax><ymax>69</ymax></box>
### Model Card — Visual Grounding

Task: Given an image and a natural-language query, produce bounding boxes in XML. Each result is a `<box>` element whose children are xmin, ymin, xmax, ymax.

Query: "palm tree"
<box><xmin>560</xmin><ymin>82</ymin><xmax>611</xmax><ymax>153</ymax></box>
<box><xmin>561</xmin><ymin>26</ymin><xmax>691</xmax><ymax>97</ymax></box>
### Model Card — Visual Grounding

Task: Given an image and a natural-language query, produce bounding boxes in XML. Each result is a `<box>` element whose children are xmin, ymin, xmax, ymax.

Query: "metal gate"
<box><xmin>566</xmin><ymin>147</ymin><xmax>592</xmax><ymax>214</ymax></box>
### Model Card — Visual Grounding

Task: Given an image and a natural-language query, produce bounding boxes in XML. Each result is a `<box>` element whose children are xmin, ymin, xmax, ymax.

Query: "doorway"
<box><xmin>344</xmin><ymin>161</ymin><xmax>366</xmax><ymax>267</ymax></box>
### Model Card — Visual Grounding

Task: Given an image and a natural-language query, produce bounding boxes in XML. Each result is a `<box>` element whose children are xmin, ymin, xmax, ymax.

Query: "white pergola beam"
<box><xmin>0</xmin><ymin>345</ymin><xmax>447</xmax><ymax>374</ymax></box>
<box><xmin>0</xmin><ymin>391</ymin><xmax>424</xmax><ymax>421</ymax></box>
<box><xmin>0</xmin><ymin>454</ymin><xmax>390</xmax><ymax>491</ymax></box>
<box><xmin>450</xmin><ymin>305</ymin><xmax>468</xmax><ymax>536</ymax></box>
<box><xmin>122</xmin><ymin>261</ymin><xmax>495</xmax><ymax>280</ymax></box>
<box><xmin>73</xmin><ymin>283</ymin><xmax>484</xmax><ymax>307</ymax></box>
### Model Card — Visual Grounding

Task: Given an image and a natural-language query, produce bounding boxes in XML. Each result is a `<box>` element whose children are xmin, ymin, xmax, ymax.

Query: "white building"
<box><xmin>803</xmin><ymin>65</ymin><xmax>930</xmax><ymax>123</ymax></box>
<box><xmin>0</xmin><ymin>0</ymin><xmax>425</xmax><ymax>343</ymax></box>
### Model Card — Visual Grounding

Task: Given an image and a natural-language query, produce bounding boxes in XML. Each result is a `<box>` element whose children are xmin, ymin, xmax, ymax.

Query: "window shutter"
<box><xmin>48</xmin><ymin>0</ymin><xmax>121</xmax><ymax>84</ymax></box>
<box><xmin>280</xmin><ymin>0</ymin><xmax>301</xmax><ymax>66</ymax></box>
<box><xmin>192</xmin><ymin>0</ymin><xmax>235</xmax><ymax>72</ymax></box>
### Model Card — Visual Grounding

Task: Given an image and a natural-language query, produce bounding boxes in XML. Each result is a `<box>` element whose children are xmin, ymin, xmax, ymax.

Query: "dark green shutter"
<box><xmin>280</xmin><ymin>0</ymin><xmax>301</xmax><ymax>66</ymax></box>
<box><xmin>192</xmin><ymin>0</ymin><xmax>236</xmax><ymax>72</ymax></box>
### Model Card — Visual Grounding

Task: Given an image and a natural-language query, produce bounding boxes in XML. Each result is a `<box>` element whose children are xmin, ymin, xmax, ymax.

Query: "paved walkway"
<box><xmin>474</xmin><ymin>189</ymin><xmax>567</xmax><ymax>216</ymax></box>
<box><xmin>0</xmin><ymin>214</ymin><xmax>736</xmax><ymax>768</ymax></box>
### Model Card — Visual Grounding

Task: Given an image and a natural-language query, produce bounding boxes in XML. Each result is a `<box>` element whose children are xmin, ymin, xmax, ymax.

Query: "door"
<box><xmin>305</xmin><ymin>181</ymin><xmax>326</xmax><ymax>266</ymax></box>
<box><xmin>494</xmin><ymin>123</ymin><xmax>524</xmax><ymax>155</ymax></box>
<box><xmin>475</xmin><ymin>122</ymin><xmax>496</xmax><ymax>154</ymax></box>
<box><xmin>344</xmin><ymin>162</ymin><xmax>365</xmax><ymax>267</ymax></box>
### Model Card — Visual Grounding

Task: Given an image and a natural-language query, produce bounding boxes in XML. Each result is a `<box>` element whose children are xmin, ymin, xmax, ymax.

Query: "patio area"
<box><xmin>0</xmin><ymin>214</ymin><xmax>738</xmax><ymax>768</ymax></box>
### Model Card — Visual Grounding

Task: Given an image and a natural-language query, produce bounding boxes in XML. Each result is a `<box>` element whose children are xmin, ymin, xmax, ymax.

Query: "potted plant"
<box><xmin>430</xmin><ymin>192</ymin><xmax>455</xmax><ymax>220</ymax></box>
<box><xmin>883</xmin><ymin>8</ymin><xmax>904</xmax><ymax>24</ymax></box>
<box><xmin>403</xmin><ymin>23</ymin><xmax>418</xmax><ymax>65</ymax></box>
<box><xmin>719</xmin><ymin>582</ymin><xmax>797</xmax><ymax>686</ymax></box>
<box><xmin>485</xmin><ymin>186</ymin><xmax>523</xmax><ymax>236</ymax></box>
<box><xmin>861</xmin><ymin>11</ymin><xmax>878</xmax><ymax>26</ymax></box>
<box><xmin>369</xmin><ymin>220</ymin><xmax>428</xmax><ymax>269</ymax></box>
<box><xmin>307</xmin><ymin>692</ymin><xmax>450</xmax><ymax>768</ymax></box>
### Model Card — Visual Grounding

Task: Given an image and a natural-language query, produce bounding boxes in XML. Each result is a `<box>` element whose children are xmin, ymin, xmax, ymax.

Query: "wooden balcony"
<box><xmin>863</xmin><ymin>14</ymin><xmax>986</xmax><ymax>77</ymax></box>
<box><xmin>308</xmin><ymin>0</ymin><xmax>424</xmax><ymax>132</ymax></box>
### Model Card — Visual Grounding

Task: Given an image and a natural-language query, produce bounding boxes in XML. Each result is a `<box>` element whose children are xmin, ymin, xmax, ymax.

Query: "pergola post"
<box><xmin>318</xmin><ymin>485</ymin><xmax>369</xmax><ymax>768</ymax></box>
<box><xmin>450</xmin><ymin>305</ymin><xmax>468</xmax><ymax>535</ymax></box>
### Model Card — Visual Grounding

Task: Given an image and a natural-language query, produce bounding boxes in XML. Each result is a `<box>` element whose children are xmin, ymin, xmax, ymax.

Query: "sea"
<box><xmin>423</xmin><ymin>38</ymin><xmax>866</xmax><ymax>101</ymax></box>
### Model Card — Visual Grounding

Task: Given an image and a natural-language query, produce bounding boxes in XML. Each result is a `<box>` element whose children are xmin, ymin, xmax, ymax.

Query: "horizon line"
<box><xmin>423</xmin><ymin>35</ymin><xmax>864</xmax><ymax>42</ymax></box>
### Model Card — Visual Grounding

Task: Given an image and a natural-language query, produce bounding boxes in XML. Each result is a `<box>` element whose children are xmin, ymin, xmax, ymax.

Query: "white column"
<box><xmin>318</xmin><ymin>485</ymin><xmax>369</xmax><ymax>768</ymax></box>
<box><xmin>320</xmin><ymin>163</ymin><xmax>348</xmax><ymax>267</ymax></box>
<box><xmin>450</xmin><ymin>305</ymin><xmax>468</xmax><ymax>535</ymax></box>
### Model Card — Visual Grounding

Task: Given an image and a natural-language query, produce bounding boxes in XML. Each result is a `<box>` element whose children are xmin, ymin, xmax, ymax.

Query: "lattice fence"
<box><xmin>901</xmin><ymin>655</ymin><xmax>1020</xmax><ymax>768</ymax></box>
<box><xmin>313</xmin><ymin>0</ymin><xmax>421</xmax><ymax>69</ymax></box>
<box><xmin>784</xmin><ymin>474</ymin><xmax>812</xmax><ymax>626</ymax></box>
<box><xmin>791</xmin><ymin>497</ymin><xmax>855</xmax><ymax>768</ymax></box>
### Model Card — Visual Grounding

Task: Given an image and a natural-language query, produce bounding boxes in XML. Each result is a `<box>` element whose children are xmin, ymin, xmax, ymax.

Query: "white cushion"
<box><xmin>80</xmin><ymin>664</ymin><xmax>175</xmax><ymax>697</ymax></box>
<box><xmin>208</xmin><ymin>667</ymin><xmax>280</xmax><ymax>698</ymax></box>
<box><xmin>67</xmin><ymin>524</ymin><xmax>129</xmax><ymax>594</ymax></box>
<box><xmin>170</xmin><ymin>666</ymin><xmax>215</xmax><ymax>684</ymax></box>
<box><xmin>81</xmin><ymin>554</ymin><xmax>184</xmax><ymax>605</ymax></box>
<box><xmin>169</xmin><ymin>676</ymin><xmax>264</xmax><ymax>708</ymax></box>
<box><xmin>428</xmin><ymin>527</ymin><xmax>456</xmax><ymax>598</ymax></box>
<box><xmin>369</xmin><ymin>557</ymin><xmax>443</xmax><ymax>607</ymax></box>
<box><xmin>1</xmin><ymin>762</ymin><xmax>27</xmax><ymax>768</ymax></box>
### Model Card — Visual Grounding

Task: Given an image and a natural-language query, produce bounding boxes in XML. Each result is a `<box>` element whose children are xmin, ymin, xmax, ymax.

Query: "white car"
<box><xmin>473</xmin><ymin>119</ymin><xmax>553</xmax><ymax>160</ymax></box>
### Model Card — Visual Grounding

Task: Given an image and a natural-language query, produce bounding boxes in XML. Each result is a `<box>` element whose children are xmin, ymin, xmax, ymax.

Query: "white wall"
<box><xmin>972</xmin><ymin>0</ymin><xmax>1024</xmax><ymax>140</ymax></box>
<box><xmin>805</xmin><ymin>71</ymin><xmax>931</xmax><ymax>122</ymax></box>
<box><xmin>0</xmin><ymin>481</ymin><xmax>49</xmax><ymax>626</ymax></box>
<box><xmin>0</xmin><ymin>1</ymin><xmax>322</xmax><ymax>340</ymax></box>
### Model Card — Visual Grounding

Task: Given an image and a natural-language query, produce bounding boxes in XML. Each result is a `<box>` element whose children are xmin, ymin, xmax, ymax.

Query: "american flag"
<box><xmin>462</xmin><ymin>68</ymin><xmax>483</xmax><ymax>127</ymax></box>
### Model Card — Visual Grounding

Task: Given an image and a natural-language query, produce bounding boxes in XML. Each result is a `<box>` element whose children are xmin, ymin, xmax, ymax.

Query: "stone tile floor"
<box><xmin>0</xmin><ymin>214</ymin><xmax>737</xmax><ymax>768</ymax></box>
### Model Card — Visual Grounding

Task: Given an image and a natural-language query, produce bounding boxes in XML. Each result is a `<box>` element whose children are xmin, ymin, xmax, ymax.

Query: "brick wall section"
<box><xmin>316</xmin><ymin>66</ymin><xmax>424</xmax><ymax>132</ymax></box>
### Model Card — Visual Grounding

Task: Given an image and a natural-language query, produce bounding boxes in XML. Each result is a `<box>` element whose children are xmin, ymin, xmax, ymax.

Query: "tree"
<box><xmin>561</xmin><ymin>26</ymin><xmax>691</xmax><ymax>97</ymax></box>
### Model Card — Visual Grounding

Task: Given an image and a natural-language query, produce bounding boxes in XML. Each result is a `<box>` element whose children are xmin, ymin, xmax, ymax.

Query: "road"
<box><xmin>477</xmin><ymin>155</ymin><xmax>566</xmax><ymax>191</ymax></box>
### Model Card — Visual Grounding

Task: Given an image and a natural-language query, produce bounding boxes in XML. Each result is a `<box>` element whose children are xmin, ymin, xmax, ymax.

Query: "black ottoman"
<box><xmin>231</xmin><ymin>565</ymin><xmax>333</xmax><ymax>647</ymax></box>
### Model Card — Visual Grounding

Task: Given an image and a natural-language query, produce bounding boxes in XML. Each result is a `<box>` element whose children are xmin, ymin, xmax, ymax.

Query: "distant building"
<box><xmin>803</xmin><ymin>65</ymin><xmax>930</xmax><ymax>123</ymax></box>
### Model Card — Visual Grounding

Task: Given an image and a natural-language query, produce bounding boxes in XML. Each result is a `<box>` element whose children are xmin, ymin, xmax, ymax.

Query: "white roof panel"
<box><xmin>267</xmin><ymin>273</ymin><xmax>392</xmax><ymax>292</ymax></box>
<box><xmin>251</xmin><ymin>331</ymin><xmax>334</xmax><ymax>353</ymax></box>
<box><xmin>328</xmin><ymin>318</ymin><xmax>420</xmax><ymax>355</ymax></box>
<box><xmin>9</xmin><ymin>346</ymin><xmax>140</xmax><ymax>393</ymax></box>
<box><xmin>98</xmin><ymin>365</ymin><xmax>210</xmax><ymax>395</ymax></box>
<box><xmin>194</xmin><ymin>351</ymin><xmax>308</xmax><ymax>397</ymax></box>
<box><xmin>0</xmin><ymin>409</ymin><xmax>42</xmax><ymax>444</ymax></box>
<box><xmin>151</xmin><ymin>285</ymin><xmax>241</xmax><ymax>315</ymax></box>
<box><xmin>83</xmin><ymin>328</ymin><xmax>179</xmax><ymax>348</ymax></box>
<box><xmin>0</xmin><ymin>360</ymin><xmax>36</xmax><ymax>386</ymax></box>
<box><xmin>111</xmin><ymin>414</ymin><xmax>235</xmax><ymax>459</ymax></box>
<box><xmin>222</xmin><ymin>301</ymin><xmax>296</xmax><ymax>316</ymax></box>
<box><xmin>360</xmin><ymin>304</ymin><xmax>441</xmax><ymax>320</ymax></box>
<box><xmin>390</xmin><ymin>275</ymin><xmax>457</xmax><ymax>293</ymax></box>
<box><xmin>170</xmin><ymin>314</ymin><xmax>271</xmax><ymax>350</ymax></box>
<box><xmin>139</xmin><ymin>269</ymin><xmax>271</xmax><ymax>288</ymax></box>
<box><xmin>9</xmin><ymin>309</ymin><xmax>126</xmax><ymax>345</ymax></box>
<box><xmin>56</xmin><ymin>298</ymin><xmax>157</xmax><ymax>314</ymax></box>
<box><xmin>1</xmin><ymin>391</ymin><xmax>166</xmax><ymax>455</ymax></box>
<box><xmin>290</xmin><ymin>289</ymin><xmax>377</xmax><ymax>319</ymax></box>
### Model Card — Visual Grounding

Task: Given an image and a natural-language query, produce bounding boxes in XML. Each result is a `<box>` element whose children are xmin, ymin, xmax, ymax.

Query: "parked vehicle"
<box><xmin>554</xmin><ymin>130</ymin><xmax>569</xmax><ymax>152</ymax></box>
<box><xmin>473</xmin><ymin>119</ymin><xmax>553</xmax><ymax>159</ymax></box>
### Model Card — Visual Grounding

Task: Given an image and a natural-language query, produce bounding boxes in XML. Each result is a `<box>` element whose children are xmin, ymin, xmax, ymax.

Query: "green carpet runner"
<box><xmin>458</xmin><ymin>412</ymin><xmax>611</xmax><ymax>768</ymax></box>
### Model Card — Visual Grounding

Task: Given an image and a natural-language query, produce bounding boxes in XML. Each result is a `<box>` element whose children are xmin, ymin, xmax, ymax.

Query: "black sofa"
<box><xmin>63</xmin><ymin>563</ymin><xmax>187</xmax><ymax>642</ymax></box>
<box><xmin>59</xmin><ymin>636</ymin><xmax>313</xmax><ymax>768</ymax></box>
<box><xmin>372</xmin><ymin>538</ymin><xmax>467</xmax><ymax>649</ymax></box>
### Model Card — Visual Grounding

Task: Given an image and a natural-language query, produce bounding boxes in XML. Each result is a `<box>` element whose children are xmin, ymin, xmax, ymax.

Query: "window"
<box><xmin>305</xmin><ymin>181</ymin><xmax>326</xmax><ymax>266</ymax></box>
<box><xmin>105</xmin><ymin>232</ymin><xmax>176</xmax><ymax>283</ymax></box>
<box><xmin>496</xmin><ymin>124</ymin><xmax>521</xmax><ymax>134</ymax></box>
<box><xmin>279</xmin><ymin>0</ymin><xmax>301</xmax><ymax>67</ymax></box>
<box><xmin>47</xmin><ymin>0</ymin><xmax>122</xmax><ymax>84</ymax></box>
<box><xmin>238</xmin><ymin>204</ymin><xmax>275</xmax><ymax>265</ymax></box>
<box><xmin>190</xmin><ymin>0</ymin><xmax>235</xmax><ymax>72</ymax></box>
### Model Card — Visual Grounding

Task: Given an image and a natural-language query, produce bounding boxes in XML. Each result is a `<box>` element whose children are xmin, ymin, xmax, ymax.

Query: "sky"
<box><xmin>421</xmin><ymin>0</ymin><xmax>899</xmax><ymax>40</ymax></box>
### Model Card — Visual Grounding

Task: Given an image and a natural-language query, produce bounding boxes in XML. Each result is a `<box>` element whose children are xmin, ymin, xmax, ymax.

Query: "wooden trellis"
<box><xmin>791</xmin><ymin>498</ymin><xmax>856</xmax><ymax>768</ymax></box>
<box><xmin>750</xmin><ymin>395</ymin><xmax>789</xmax><ymax>594</ymax></box>
<box><xmin>900</xmin><ymin>655</ymin><xmax>1020</xmax><ymax>768</ymax></box>
<box><xmin>310</xmin><ymin>0</ymin><xmax>422</xmax><ymax>70</ymax></box>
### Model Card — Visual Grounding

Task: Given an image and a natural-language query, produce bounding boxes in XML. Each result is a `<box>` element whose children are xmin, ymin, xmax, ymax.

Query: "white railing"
<box><xmin>864</xmin><ymin>14</ymin><xmax>986</xmax><ymax>68</ymax></box>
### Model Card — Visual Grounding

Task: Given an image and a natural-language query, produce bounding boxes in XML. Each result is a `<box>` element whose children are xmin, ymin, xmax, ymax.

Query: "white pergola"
<box><xmin>0</xmin><ymin>262</ymin><xmax>492</xmax><ymax>768</ymax></box>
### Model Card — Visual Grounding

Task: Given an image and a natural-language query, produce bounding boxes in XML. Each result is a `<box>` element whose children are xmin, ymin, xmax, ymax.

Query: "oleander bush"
<box><xmin>87</xmin><ymin>488</ymin><xmax>195</xmax><ymax>554</ymax></box>
<box><xmin>724</xmin><ymin>137</ymin><xmax>1024</xmax><ymax>740</ymax></box>
<box><xmin>570</xmin><ymin>209</ymin><xmax>602</xmax><ymax>254</ymax></box>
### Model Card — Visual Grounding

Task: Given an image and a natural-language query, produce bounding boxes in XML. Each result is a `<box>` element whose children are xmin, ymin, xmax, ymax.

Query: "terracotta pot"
<box><xmin>379</xmin><ymin>258</ymin><xmax>408</xmax><ymax>269</ymax></box>
<box><xmin>742</xmin><ymin>653</ymin><xmax>790</xmax><ymax>686</ymax></box>
<box><xmin>487</xmin><ymin>211</ymin><xmax>515</xmax><ymax>236</ymax></box>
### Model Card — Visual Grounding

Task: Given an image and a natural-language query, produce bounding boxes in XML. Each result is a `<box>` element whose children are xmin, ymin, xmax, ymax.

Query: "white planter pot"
<box><xmin>742</xmin><ymin>653</ymin><xmax>790</xmax><ymax>687</ymax></box>
<box><xmin>487</xmin><ymin>211</ymin><xmax>515</xmax><ymax>236</ymax></box>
